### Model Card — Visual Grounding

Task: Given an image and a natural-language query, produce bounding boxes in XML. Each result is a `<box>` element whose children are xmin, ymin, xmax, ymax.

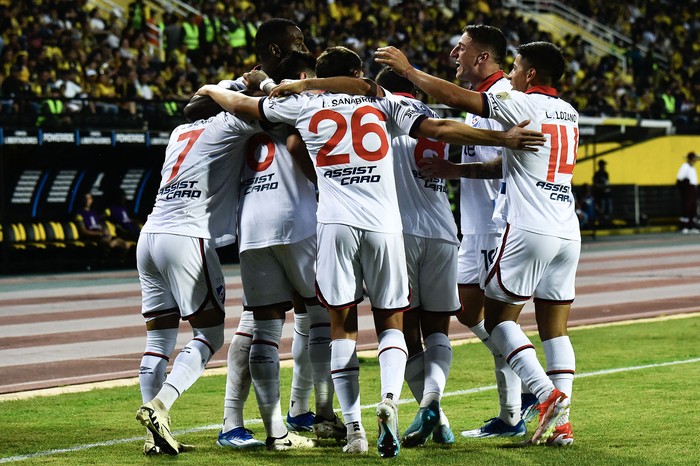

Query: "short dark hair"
<box><xmin>375</xmin><ymin>67</ymin><xmax>414</xmax><ymax>95</ymax></box>
<box><xmin>255</xmin><ymin>18</ymin><xmax>299</xmax><ymax>56</ymax></box>
<box><xmin>463</xmin><ymin>24</ymin><xmax>507</xmax><ymax>66</ymax></box>
<box><xmin>517</xmin><ymin>41</ymin><xmax>566</xmax><ymax>84</ymax></box>
<box><xmin>272</xmin><ymin>51</ymin><xmax>317</xmax><ymax>82</ymax></box>
<box><xmin>315</xmin><ymin>46</ymin><xmax>362</xmax><ymax>78</ymax></box>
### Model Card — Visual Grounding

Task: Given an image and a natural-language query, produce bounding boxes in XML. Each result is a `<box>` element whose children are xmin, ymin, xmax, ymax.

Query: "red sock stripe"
<box><xmin>505</xmin><ymin>344</ymin><xmax>535</xmax><ymax>364</ymax></box>
<box><xmin>378</xmin><ymin>345</ymin><xmax>408</xmax><ymax>357</ymax></box>
<box><xmin>235</xmin><ymin>331</ymin><xmax>253</xmax><ymax>338</ymax></box>
<box><xmin>193</xmin><ymin>337</ymin><xmax>215</xmax><ymax>354</ymax></box>
<box><xmin>251</xmin><ymin>339</ymin><xmax>279</xmax><ymax>348</ymax></box>
<box><xmin>143</xmin><ymin>352</ymin><xmax>169</xmax><ymax>361</ymax></box>
<box><xmin>546</xmin><ymin>369</ymin><xmax>576</xmax><ymax>376</ymax></box>
<box><xmin>331</xmin><ymin>366</ymin><xmax>360</xmax><ymax>375</ymax></box>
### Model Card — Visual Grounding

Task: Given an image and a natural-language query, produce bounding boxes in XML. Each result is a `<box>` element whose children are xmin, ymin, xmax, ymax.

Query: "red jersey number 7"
<box><xmin>166</xmin><ymin>128</ymin><xmax>206</xmax><ymax>183</ymax></box>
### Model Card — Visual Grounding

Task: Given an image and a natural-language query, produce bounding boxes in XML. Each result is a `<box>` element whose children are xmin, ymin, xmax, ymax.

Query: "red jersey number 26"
<box><xmin>542</xmin><ymin>123</ymin><xmax>578</xmax><ymax>182</ymax></box>
<box><xmin>309</xmin><ymin>107</ymin><xmax>390</xmax><ymax>167</ymax></box>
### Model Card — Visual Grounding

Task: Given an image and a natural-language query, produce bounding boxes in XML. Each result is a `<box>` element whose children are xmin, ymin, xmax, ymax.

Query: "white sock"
<box><xmin>307</xmin><ymin>304</ymin><xmax>334</xmax><ymax>419</ymax></box>
<box><xmin>330</xmin><ymin>339</ymin><xmax>362</xmax><ymax>426</ymax></box>
<box><xmin>405</xmin><ymin>352</ymin><xmax>425</xmax><ymax>403</ymax></box>
<box><xmin>490</xmin><ymin>321</ymin><xmax>553</xmax><ymax>403</ymax></box>
<box><xmin>289</xmin><ymin>312</ymin><xmax>312</xmax><ymax>417</ymax></box>
<box><xmin>422</xmin><ymin>332</ymin><xmax>451</xmax><ymax>407</ymax></box>
<box><xmin>250</xmin><ymin>318</ymin><xmax>285</xmax><ymax>438</ymax></box>
<box><xmin>471</xmin><ymin>320</ymin><xmax>521</xmax><ymax>424</ymax></box>
<box><xmin>223</xmin><ymin>311</ymin><xmax>253</xmax><ymax>431</ymax></box>
<box><xmin>543</xmin><ymin>335</ymin><xmax>575</xmax><ymax>400</ymax></box>
<box><xmin>139</xmin><ymin>327</ymin><xmax>178</xmax><ymax>403</ymax></box>
<box><xmin>377</xmin><ymin>329</ymin><xmax>407</xmax><ymax>401</ymax></box>
<box><xmin>158</xmin><ymin>325</ymin><xmax>220</xmax><ymax>410</ymax></box>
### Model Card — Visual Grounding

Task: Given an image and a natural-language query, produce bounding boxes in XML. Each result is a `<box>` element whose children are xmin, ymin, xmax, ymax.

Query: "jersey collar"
<box><xmin>525</xmin><ymin>86</ymin><xmax>558</xmax><ymax>97</ymax></box>
<box><xmin>474</xmin><ymin>70</ymin><xmax>505</xmax><ymax>92</ymax></box>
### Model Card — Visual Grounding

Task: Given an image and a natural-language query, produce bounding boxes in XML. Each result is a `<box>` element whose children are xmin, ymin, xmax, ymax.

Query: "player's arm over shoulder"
<box><xmin>195</xmin><ymin>85</ymin><xmax>262</xmax><ymax>120</ymax></box>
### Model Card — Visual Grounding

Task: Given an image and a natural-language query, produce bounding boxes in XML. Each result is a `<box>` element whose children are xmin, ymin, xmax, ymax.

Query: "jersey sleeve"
<box><xmin>259</xmin><ymin>94</ymin><xmax>305</xmax><ymax>126</ymax></box>
<box><xmin>483</xmin><ymin>90</ymin><xmax>529</xmax><ymax>128</ymax></box>
<box><xmin>217</xmin><ymin>77</ymin><xmax>245</xmax><ymax>91</ymax></box>
<box><xmin>385</xmin><ymin>95</ymin><xmax>428</xmax><ymax>138</ymax></box>
<box><xmin>220</xmin><ymin>111</ymin><xmax>262</xmax><ymax>134</ymax></box>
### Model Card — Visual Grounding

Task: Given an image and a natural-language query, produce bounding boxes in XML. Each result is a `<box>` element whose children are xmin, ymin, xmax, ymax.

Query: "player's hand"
<box><xmin>374</xmin><ymin>46</ymin><xmax>413</xmax><ymax>77</ymax></box>
<box><xmin>418</xmin><ymin>157</ymin><xmax>460</xmax><ymax>179</ymax></box>
<box><xmin>243</xmin><ymin>70</ymin><xmax>269</xmax><ymax>91</ymax></box>
<box><xmin>504</xmin><ymin>120</ymin><xmax>546</xmax><ymax>151</ymax></box>
<box><xmin>269</xmin><ymin>80</ymin><xmax>305</xmax><ymax>98</ymax></box>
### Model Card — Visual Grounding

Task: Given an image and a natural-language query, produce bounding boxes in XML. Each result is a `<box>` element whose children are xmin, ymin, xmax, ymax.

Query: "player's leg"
<box><xmin>316</xmin><ymin>224</ymin><xmax>366</xmax><ymax>453</ymax></box>
<box><xmin>484</xmin><ymin>227</ymin><xmax>571</xmax><ymax>445</ymax></box>
<box><xmin>240</xmin><ymin>246</ymin><xmax>314</xmax><ymax>450</ymax></box>
<box><xmin>457</xmin><ymin>234</ymin><xmax>525</xmax><ymax>438</ymax></box>
<box><xmin>363</xmin><ymin>230</ymin><xmax>410</xmax><ymax>458</ymax></box>
<box><xmin>280</xmin><ymin>236</ymin><xmax>342</xmax><ymax>437</ymax></box>
<box><xmin>287</xmin><ymin>292</ymin><xmax>314</xmax><ymax>431</ymax></box>
<box><xmin>532</xmin><ymin>237</ymin><xmax>579</xmax><ymax>446</ymax></box>
<box><xmin>402</xmin><ymin>236</ymin><xmax>459</xmax><ymax>447</ymax></box>
<box><xmin>136</xmin><ymin>233</ymin><xmax>225</xmax><ymax>455</ymax></box>
<box><xmin>219</xmin><ymin>309</ymin><xmax>263</xmax><ymax>449</ymax></box>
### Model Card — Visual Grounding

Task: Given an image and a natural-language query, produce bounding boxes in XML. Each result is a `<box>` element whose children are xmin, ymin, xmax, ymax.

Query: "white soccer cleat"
<box><xmin>265</xmin><ymin>431</ymin><xmax>317</xmax><ymax>450</ymax></box>
<box><xmin>343</xmin><ymin>431</ymin><xmax>369</xmax><ymax>454</ymax></box>
<box><xmin>136</xmin><ymin>398</ymin><xmax>180</xmax><ymax>455</ymax></box>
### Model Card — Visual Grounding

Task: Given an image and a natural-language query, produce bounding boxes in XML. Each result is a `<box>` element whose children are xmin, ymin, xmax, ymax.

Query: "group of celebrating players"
<box><xmin>133</xmin><ymin>16</ymin><xmax>580</xmax><ymax>459</ymax></box>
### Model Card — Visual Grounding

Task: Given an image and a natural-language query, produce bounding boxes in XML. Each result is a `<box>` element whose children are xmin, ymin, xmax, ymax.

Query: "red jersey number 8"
<box><xmin>246</xmin><ymin>133</ymin><xmax>276</xmax><ymax>172</ymax></box>
<box><xmin>309</xmin><ymin>106</ymin><xmax>390</xmax><ymax>167</ymax></box>
<box><xmin>414</xmin><ymin>137</ymin><xmax>447</xmax><ymax>166</ymax></box>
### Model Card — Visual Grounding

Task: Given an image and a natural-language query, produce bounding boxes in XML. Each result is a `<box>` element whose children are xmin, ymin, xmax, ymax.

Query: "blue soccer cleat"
<box><xmin>286</xmin><ymin>411</ymin><xmax>315</xmax><ymax>432</ymax></box>
<box><xmin>376</xmin><ymin>398</ymin><xmax>400</xmax><ymax>458</ymax></box>
<box><xmin>401</xmin><ymin>400</ymin><xmax>440</xmax><ymax>447</ymax></box>
<box><xmin>521</xmin><ymin>393</ymin><xmax>539</xmax><ymax>424</ymax></box>
<box><xmin>432</xmin><ymin>424</ymin><xmax>455</xmax><ymax>444</ymax></box>
<box><xmin>460</xmin><ymin>417</ymin><xmax>527</xmax><ymax>438</ymax></box>
<box><xmin>217</xmin><ymin>427</ymin><xmax>265</xmax><ymax>449</ymax></box>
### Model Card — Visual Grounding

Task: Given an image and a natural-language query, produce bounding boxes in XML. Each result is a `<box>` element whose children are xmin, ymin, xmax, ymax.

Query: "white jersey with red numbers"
<box><xmin>260</xmin><ymin>91</ymin><xmax>427</xmax><ymax>233</ymax></box>
<box><xmin>237</xmin><ymin>123</ymin><xmax>317</xmax><ymax>252</ymax></box>
<box><xmin>391</xmin><ymin>93</ymin><xmax>458</xmax><ymax>244</ymax></box>
<box><xmin>483</xmin><ymin>86</ymin><xmax>580</xmax><ymax>241</ymax></box>
<box><xmin>461</xmin><ymin>72</ymin><xmax>511</xmax><ymax>235</ymax></box>
<box><xmin>141</xmin><ymin>111</ymin><xmax>262</xmax><ymax>247</ymax></box>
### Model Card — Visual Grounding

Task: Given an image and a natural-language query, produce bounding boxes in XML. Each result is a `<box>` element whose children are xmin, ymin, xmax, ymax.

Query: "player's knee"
<box><xmin>193</xmin><ymin>323</ymin><xmax>225</xmax><ymax>354</ymax></box>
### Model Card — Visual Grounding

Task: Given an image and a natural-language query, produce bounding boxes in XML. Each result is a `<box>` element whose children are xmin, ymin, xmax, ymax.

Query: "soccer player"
<box><xmin>197</xmin><ymin>46</ymin><xmax>544</xmax><ymax>457</ymax></box>
<box><xmin>444</xmin><ymin>24</ymin><xmax>536</xmax><ymax>439</ymax></box>
<box><xmin>376</xmin><ymin>40</ymin><xmax>579</xmax><ymax>446</ymax></box>
<box><xmin>187</xmin><ymin>19</ymin><xmax>321</xmax><ymax>449</ymax></box>
<box><xmin>234</xmin><ymin>51</ymin><xmax>342</xmax><ymax>451</ymax></box>
<box><xmin>135</xmin><ymin>102</ymin><xmax>264</xmax><ymax>456</ymax></box>
<box><xmin>374</xmin><ymin>67</ymin><xmax>459</xmax><ymax>448</ymax></box>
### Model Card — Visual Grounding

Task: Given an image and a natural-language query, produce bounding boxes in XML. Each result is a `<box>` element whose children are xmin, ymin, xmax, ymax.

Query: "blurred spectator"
<box><xmin>103</xmin><ymin>189</ymin><xmax>141</xmax><ymax>242</ymax></box>
<box><xmin>35</xmin><ymin>83</ymin><xmax>72</xmax><ymax>129</ymax></box>
<box><xmin>676</xmin><ymin>152</ymin><xmax>699</xmax><ymax>234</ymax></box>
<box><xmin>74</xmin><ymin>192</ymin><xmax>131</xmax><ymax>255</ymax></box>
<box><xmin>593</xmin><ymin>159</ymin><xmax>613</xmax><ymax>225</ymax></box>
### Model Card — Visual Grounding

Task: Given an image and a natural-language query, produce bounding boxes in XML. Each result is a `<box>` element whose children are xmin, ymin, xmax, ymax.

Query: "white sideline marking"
<box><xmin>1</xmin><ymin>357</ymin><xmax>699</xmax><ymax>463</ymax></box>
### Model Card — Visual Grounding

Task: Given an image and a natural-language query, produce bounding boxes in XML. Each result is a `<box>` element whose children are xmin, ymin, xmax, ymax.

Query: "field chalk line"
<box><xmin>1</xmin><ymin>356</ymin><xmax>699</xmax><ymax>463</ymax></box>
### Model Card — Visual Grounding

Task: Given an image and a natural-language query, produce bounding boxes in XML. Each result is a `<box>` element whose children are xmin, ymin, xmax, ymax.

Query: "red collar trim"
<box><xmin>393</xmin><ymin>92</ymin><xmax>415</xmax><ymax>98</ymax></box>
<box><xmin>525</xmin><ymin>86</ymin><xmax>558</xmax><ymax>97</ymax></box>
<box><xmin>475</xmin><ymin>71</ymin><xmax>505</xmax><ymax>92</ymax></box>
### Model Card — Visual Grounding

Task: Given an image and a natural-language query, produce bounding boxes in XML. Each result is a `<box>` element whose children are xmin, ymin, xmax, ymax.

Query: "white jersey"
<box><xmin>484</xmin><ymin>86</ymin><xmax>581</xmax><ymax>241</ymax></box>
<box><xmin>677</xmin><ymin>162</ymin><xmax>698</xmax><ymax>186</ymax></box>
<box><xmin>237</xmin><ymin>123</ymin><xmax>317</xmax><ymax>252</ymax></box>
<box><xmin>391</xmin><ymin>93</ymin><xmax>458</xmax><ymax>244</ymax></box>
<box><xmin>141</xmin><ymin>111</ymin><xmax>262</xmax><ymax>246</ymax></box>
<box><xmin>260</xmin><ymin>91</ymin><xmax>427</xmax><ymax>233</ymax></box>
<box><xmin>461</xmin><ymin>72</ymin><xmax>510</xmax><ymax>235</ymax></box>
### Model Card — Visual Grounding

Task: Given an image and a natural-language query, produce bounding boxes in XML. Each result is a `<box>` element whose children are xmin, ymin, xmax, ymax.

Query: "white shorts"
<box><xmin>457</xmin><ymin>233</ymin><xmax>500</xmax><ymax>288</ymax></box>
<box><xmin>484</xmin><ymin>225</ymin><xmax>580</xmax><ymax>305</ymax></box>
<box><xmin>239</xmin><ymin>235</ymin><xmax>317</xmax><ymax>309</ymax></box>
<box><xmin>137</xmin><ymin>233</ymin><xmax>226</xmax><ymax>320</ymax></box>
<box><xmin>316</xmin><ymin>223</ymin><xmax>410</xmax><ymax>311</ymax></box>
<box><xmin>404</xmin><ymin>234</ymin><xmax>460</xmax><ymax>313</ymax></box>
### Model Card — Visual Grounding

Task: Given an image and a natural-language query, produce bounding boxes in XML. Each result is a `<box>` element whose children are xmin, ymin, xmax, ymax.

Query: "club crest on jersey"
<box><xmin>495</xmin><ymin>91</ymin><xmax>511</xmax><ymax>100</ymax></box>
<box><xmin>216</xmin><ymin>285</ymin><xmax>226</xmax><ymax>303</ymax></box>
<box><xmin>471</xmin><ymin>115</ymin><xmax>480</xmax><ymax>125</ymax></box>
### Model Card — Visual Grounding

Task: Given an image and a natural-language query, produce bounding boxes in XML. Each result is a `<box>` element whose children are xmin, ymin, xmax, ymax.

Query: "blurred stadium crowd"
<box><xmin>1</xmin><ymin>0</ymin><xmax>698</xmax><ymax>132</ymax></box>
